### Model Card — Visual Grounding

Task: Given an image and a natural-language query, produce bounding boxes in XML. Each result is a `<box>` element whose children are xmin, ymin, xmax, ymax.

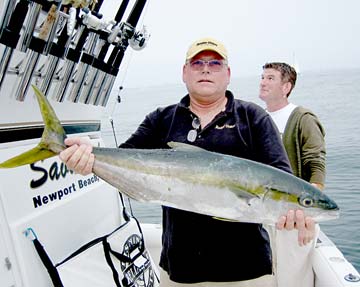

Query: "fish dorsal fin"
<box><xmin>167</xmin><ymin>142</ymin><xmax>205</xmax><ymax>152</ymax></box>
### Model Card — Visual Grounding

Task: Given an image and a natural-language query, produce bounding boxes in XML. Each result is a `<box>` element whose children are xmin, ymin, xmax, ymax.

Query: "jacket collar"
<box><xmin>178</xmin><ymin>90</ymin><xmax>235</xmax><ymax>114</ymax></box>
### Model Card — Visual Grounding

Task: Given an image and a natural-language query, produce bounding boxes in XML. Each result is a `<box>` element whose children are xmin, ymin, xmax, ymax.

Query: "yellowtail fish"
<box><xmin>0</xmin><ymin>85</ymin><xmax>339</xmax><ymax>224</ymax></box>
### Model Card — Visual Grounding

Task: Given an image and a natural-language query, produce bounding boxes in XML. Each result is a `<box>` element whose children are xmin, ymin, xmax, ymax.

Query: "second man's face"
<box><xmin>259</xmin><ymin>68</ymin><xmax>287</xmax><ymax>102</ymax></box>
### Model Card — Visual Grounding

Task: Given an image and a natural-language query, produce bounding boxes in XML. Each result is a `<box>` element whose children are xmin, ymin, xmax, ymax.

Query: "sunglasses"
<box><xmin>187</xmin><ymin>117</ymin><xmax>201</xmax><ymax>142</ymax></box>
<box><xmin>188</xmin><ymin>59</ymin><xmax>227</xmax><ymax>72</ymax></box>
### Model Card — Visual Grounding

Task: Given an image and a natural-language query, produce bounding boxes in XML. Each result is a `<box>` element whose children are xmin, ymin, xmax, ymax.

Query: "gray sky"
<box><xmin>102</xmin><ymin>0</ymin><xmax>360</xmax><ymax>88</ymax></box>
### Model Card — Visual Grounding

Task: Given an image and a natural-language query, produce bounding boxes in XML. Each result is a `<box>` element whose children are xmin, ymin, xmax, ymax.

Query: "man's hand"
<box><xmin>59</xmin><ymin>137</ymin><xmax>94</xmax><ymax>175</ymax></box>
<box><xmin>276</xmin><ymin>209</ymin><xmax>316</xmax><ymax>246</ymax></box>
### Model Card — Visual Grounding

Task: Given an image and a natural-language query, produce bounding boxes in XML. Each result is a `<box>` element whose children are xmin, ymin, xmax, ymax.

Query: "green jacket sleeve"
<box><xmin>298</xmin><ymin>112</ymin><xmax>326</xmax><ymax>185</ymax></box>
<box><xmin>283</xmin><ymin>106</ymin><xmax>326</xmax><ymax>186</ymax></box>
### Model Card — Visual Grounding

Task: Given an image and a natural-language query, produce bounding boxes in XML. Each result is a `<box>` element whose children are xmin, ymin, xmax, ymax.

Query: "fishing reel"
<box><xmin>110</xmin><ymin>22</ymin><xmax>149</xmax><ymax>51</ymax></box>
<box><xmin>129</xmin><ymin>25</ymin><xmax>149</xmax><ymax>51</ymax></box>
<box><xmin>80</xmin><ymin>7</ymin><xmax>107</xmax><ymax>30</ymax></box>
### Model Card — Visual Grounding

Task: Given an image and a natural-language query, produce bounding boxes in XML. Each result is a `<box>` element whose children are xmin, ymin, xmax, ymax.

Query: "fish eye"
<box><xmin>299</xmin><ymin>196</ymin><xmax>314</xmax><ymax>207</ymax></box>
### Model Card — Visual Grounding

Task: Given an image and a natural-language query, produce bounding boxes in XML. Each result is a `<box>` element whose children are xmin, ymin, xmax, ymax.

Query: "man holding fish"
<box><xmin>59</xmin><ymin>38</ymin><xmax>319</xmax><ymax>286</ymax></box>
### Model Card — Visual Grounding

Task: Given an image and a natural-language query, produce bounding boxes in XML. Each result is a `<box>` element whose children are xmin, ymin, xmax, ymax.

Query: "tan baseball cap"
<box><xmin>186</xmin><ymin>37</ymin><xmax>228</xmax><ymax>61</ymax></box>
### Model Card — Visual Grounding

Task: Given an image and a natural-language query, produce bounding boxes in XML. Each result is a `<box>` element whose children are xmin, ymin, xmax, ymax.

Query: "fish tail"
<box><xmin>0</xmin><ymin>85</ymin><xmax>66</xmax><ymax>168</ymax></box>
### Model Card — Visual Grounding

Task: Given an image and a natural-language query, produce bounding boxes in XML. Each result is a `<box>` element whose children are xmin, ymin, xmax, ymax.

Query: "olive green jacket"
<box><xmin>282</xmin><ymin>106</ymin><xmax>326</xmax><ymax>186</ymax></box>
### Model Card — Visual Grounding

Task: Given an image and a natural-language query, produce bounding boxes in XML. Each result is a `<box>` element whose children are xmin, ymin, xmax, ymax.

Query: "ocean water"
<box><xmin>102</xmin><ymin>68</ymin><xmax>360</xmax><ymax>272</ymax></box>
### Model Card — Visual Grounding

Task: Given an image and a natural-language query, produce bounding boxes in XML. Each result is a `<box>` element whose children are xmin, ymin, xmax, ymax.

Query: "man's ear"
<box><xmin>282</xmin><ymin>81</ymin><xmax>292</xmax><ymax>96</ymax></box>
<box><xmin>182</xmin><ymin>64</ymin><xmax>187</xmax><ymax>83</ymax></box>
<box><xmin>227</xmin><ymin>67</ymin><xmax>231</xmax><ymax>85</ymax></box>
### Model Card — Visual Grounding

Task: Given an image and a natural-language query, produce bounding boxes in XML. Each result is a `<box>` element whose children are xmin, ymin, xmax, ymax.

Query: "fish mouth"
<box><xmin>315</xmin><ymin>210</ymin><xmax>340</xmax><ymax>222</ymax></box>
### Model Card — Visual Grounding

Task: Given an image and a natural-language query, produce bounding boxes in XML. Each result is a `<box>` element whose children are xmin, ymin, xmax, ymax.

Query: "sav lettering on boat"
<box><xmin>30</xmin><ymin>160</ymin><xmax>74</xmax><ymax>189</ymax></box>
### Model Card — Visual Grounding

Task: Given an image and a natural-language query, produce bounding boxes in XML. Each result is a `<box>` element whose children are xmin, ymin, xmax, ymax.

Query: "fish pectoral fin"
<box><xmin>228</xmin><ymin>185</ymin><xmax>261</xmax><ymax>206</ymax></box>
<box><xmin>0</xmin><ymin>144</ymin><xmax>56</xmax><ymax>168</ymax></box>
<box><xmin>212</xmin><ymin>217</ymin><xmax>239</xmax><ymax>222</ymax></box>
<box><xmin>167</xmin><ymin>142</ymin><xmax>205</xmax><ymax>152</ymax></box>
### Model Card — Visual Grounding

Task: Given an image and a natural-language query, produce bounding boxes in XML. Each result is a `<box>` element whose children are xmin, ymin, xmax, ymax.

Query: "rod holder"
<box><xmin>54</xmin><ymin>59</ymin><xmax>76</xmax><ymax>102</ymax></box>
<box><xmin>40</xmin><ymin>54</ymin><xmax>61</xmax><ymax>96</ymax></box>
<box><xmin>20</xmin><ymin>2</ymin><xmax>42</xmax><ymax>52</ymax></box>
<box><xmin>0</xmin><ymin>47</ymin><xmax>14</xmax><ymax>89</ymax></box>
<box><xmin>100</xmin><ymin>75</ymin><xmax>116</xmax><ymax>107</ymax></box>
<box><xmin>14</xmin><ymin>49</ymin><xmax>41</xmax><ymax>101</ymax></box>
<box><xmin>0</xmin><ymin>0</ymin><xmax>17</xmax><ymax>34</ymax></box>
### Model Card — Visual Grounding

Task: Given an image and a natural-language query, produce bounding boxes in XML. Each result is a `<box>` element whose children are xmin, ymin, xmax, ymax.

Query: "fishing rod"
<box><xmin>95</xmin><ymin>0</ymin><xmax>149</xmax><ymax>107</ymax></box>
<box><xmin>80</xmin><ymin>0</ymin><xmax>130</xmax><ymax>104</ymax></box>
<box><xmin>39</xmin><ymin>2</ymin><xmax>79</xmax><ymax>96</ymax></box>
<box><xmin>54</xmin><ymin>0</ymin><xmax>105</xmax><ymax>102</ymax></box>
<box><xmin>67</xmin><ymin>8</ymin><xmax>107</xmax><ymax>102</ymax></box>
<box><xmin>0</xmin><ymin>0</ymin><xmax>30</xmax><ymax>90</ymax></box>
<box><xmin>12</xmin><ymin>0</ymin><xmax>63</xmax><ymax>101</ymax></box>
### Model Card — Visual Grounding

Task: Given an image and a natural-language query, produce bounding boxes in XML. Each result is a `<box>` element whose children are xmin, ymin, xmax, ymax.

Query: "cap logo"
<box><xmin>186</xmin><ymin>38</ymin><xmax>227</xmax><ymax>61</ymax></box>
<box><xmin>196</xmin><ymin>41</ymin><xmax>218</xmax><ymax>47</ymax></box>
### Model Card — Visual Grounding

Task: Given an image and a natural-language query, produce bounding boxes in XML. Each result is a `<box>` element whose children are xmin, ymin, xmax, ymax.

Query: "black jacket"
<box><xmin>121</xmin><ymin>91</ymin><xmax>291</xmax><ymax>283</ymax></box>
